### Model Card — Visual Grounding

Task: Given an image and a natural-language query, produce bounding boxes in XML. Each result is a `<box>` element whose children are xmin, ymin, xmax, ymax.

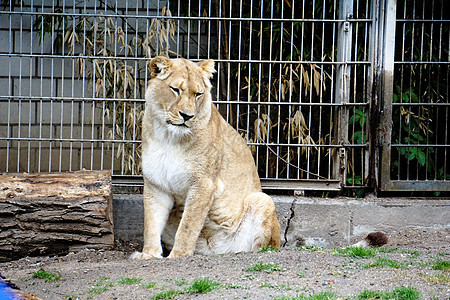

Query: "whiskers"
<box><xmin>167</xmin><ymin>123</ymin><xmax>192</xmax><ymax>139</ymax></box>
<box><xmin>165</xmin><ymin>111</ymin><xmax>182</xmax><ymax>125</ymax></box>
<box><xmin>152</xmin><ymin>110</ymin><xmax>192</xmax><ymax>142</ymax></box>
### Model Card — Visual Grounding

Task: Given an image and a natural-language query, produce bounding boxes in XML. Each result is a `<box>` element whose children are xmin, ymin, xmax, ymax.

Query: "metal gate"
<box><xmin>378</xmin><ymin>0</ymin><xmax>449</xmax><ymax>191</ymax></box>
<box><xmin>0</xmin><ymin>0</ymin><xmax>447</xmax><ymax>192</ymax></box>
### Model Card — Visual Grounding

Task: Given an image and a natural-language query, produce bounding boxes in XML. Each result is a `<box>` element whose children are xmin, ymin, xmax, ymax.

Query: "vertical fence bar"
<box><xmin>17</xmin><ymin>0</ymin><xmax>23</xmax><ymax>173</ymax></box>
<box><xmin>6</xmin><ymin>0</ymin><xmax>13</xmax><ymax>173</ymax></box>
<box><xmin>236</xmin><ymin>0</ymin><xmax>242</xmax><ymax>132</ymax></box>
<box><xmin>333</xmin><ymin>0</ymin><xmax>353</xmax><ymax>187</ymax></box>
<box><xmin>255</xmin><ymin>0</ymin><xmax>264</xmax><ymax>174</ymax></box>
<box><xmin>91</xmin><ymin>0</ymin><xmax>98</xmax><ymax>171</ymax></box>
<box><xmin>246</xmin><ymin>0</ymin><xmax>253</xmax><ymax>148</ymax></box>
<box><xmin>442</xmin><ymin>0</ymin><xmax>449</xmax><ymax>182</ymax></box>
<box><xmin>379</xmin><ymin>0</ymin><xmax>397</xmax><ymax>190</ymax></box>
<box><xmin>37</xmin><ymin>1</ymin><xmax>44</xmax><ymax>173</ymax></box>
<box><xmin>69</xmin><ymin>0</ymin><xmax>75</xmax><ymax>172</ymax></box>
<box><xmin>297</xmin><ymin>0</ymin><xmax>305</xmax><ymax>180</ymax></box>
<box><xmin>27</xmin><ymin>0</ymin><xmax>34</xmax><ymax>173</ymax></box>
<box><xmin>58</xmin><ymin>0</ymin><xmax>65</xmax><ymax>172</ymax></box>
<box><xmin>328</xmin><ymin>0</ymin><xmax>337</xmax><ymax>181</ymax></box>
<box><xmin>275</xmin><ymin>0</ymin><xmax>284</xmax><ymax>179</ymax></box>
<box><xmin>368</xmin><ymin>0</ymin><xmax>380</xmax><ymax>189</ymax></box>
<box><xmin>226</xmin><ymin>0</ymin><xmax>232</xmax><ymax>124</ymax></box>
<box><xmin>286</xmin><ymin>0</ymin><xmax>295</xmax><ymax>179</ymax></box>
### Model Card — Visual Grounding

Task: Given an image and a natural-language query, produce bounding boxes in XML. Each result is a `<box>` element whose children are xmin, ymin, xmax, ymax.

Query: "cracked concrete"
<box><xmin>113</xmin><ymin>194</ymin><xmax>450</xmax><ymax>248</ymax></box>
<box><xmin>281</xmin><ymin>197</ymin><xmax>296</xmax><ymax>247</ymax></box>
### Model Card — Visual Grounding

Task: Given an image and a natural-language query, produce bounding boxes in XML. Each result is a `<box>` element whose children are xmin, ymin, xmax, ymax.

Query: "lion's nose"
<box><xmin>179</xmin><ymin>111</ymin><xmax>194</xmax><ymax>121</ymax></box>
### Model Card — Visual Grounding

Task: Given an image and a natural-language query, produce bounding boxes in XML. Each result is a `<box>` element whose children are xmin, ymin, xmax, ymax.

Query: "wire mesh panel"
<box><xmin>379</xmin><ymin>0</ymin><xmax>449</xmax><ymax>191</ymax></box>
<box><xmin>0</xmin><ymin>0</ymin><xmax>153</xmax><ymax>179</ymax></box>
<box><xmin>0</xmin><ymin>0</ymin><xmax>374</xmax><ymax>191</ymax></box>
<box><xmin>213</xmin><ymin>0</ymin><xmax>373</xmax><ymax>191</ymax></box>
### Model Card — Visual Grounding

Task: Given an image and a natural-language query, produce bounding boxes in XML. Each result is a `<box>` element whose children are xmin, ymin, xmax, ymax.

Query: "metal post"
<box><xmin>379</xmin><ymin>0</ymin><xmax>397</xmax><ymax>191</ymax></box>
<box><xmin>367</xmin><ymin>0</ymin><xmax>381</xmax><ymax>192</ymax></box>
<box><xmin>333</xmin><ymin>0</ymin><xmax>354</xmax><ymax>187</ymax></box>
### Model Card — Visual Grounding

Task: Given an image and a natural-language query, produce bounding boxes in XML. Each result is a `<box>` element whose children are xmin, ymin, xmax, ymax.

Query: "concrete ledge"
<box><xmin>278</xmin><ymin>196</ymin><xmax>450</xmax><ymax>247</ymax></box>
<box><xmin>113</xmin><ymin>194</ymin><xmax>450</xmax><ymax>248</ymax></box>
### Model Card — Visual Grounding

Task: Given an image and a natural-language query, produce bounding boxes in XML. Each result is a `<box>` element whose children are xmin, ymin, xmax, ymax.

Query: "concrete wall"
<box><xmin>113</xmin><ymin>194</ymin><xmax>450</xmax><ymax>248</ymax></box>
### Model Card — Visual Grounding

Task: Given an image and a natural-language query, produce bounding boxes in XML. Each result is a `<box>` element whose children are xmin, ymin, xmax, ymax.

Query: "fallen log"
<box><xmin>0</xmin><ymin>170</ymin><xmax>114</xmax><ymax>262</ymax></box>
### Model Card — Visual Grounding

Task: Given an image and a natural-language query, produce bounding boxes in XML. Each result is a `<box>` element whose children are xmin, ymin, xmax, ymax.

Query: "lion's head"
<box><xmin>145</xmin><ymin>56</ymin><xmax>216</xmax><ymax>139</ymax></box>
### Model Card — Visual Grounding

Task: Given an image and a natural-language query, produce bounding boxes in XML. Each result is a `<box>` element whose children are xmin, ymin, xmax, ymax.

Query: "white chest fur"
<box><xmin>142</xmin><ymin>140</ymin><xmax>191</xmax><ymax>195</ymax></box>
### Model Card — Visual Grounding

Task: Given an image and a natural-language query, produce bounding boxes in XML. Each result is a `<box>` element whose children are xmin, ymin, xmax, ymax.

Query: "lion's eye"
<box><xmin>195</xmin><ymin>92</ymin><xmax>203</xmax><ymax>99</ymax></box>
<box><xmin>170</xmin><ymin>86</ymin><xmax>180</xmax><ymax>96</ymax></box>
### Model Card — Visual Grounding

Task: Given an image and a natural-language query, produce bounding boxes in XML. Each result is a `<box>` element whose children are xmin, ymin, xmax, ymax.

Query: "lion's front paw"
<box><xmin>167</xmin><ymin>249</ymin><xmax>192</xmax><ymax>258</ymax></box>
<box><xmin>130</xmin><ymin>249</ymin><xmax>163</xmax><ymax>260</ymax></box>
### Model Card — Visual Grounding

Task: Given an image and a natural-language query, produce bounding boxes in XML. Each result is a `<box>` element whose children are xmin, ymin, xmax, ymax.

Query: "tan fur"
<box><xmin>131</xmin><ymin>56</ymin><xmax>281</xmax><ymax>259</ymax></box>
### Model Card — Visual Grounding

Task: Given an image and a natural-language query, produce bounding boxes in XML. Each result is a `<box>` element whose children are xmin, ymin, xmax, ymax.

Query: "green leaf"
<box><xmin>417</xmin><ymin>149</ymin><xmax>426</xmax><ymax>166</ymax></box>
<box><xmin>408</xmin><ymin>147</ymin><xmax>417</xmax><ymax>161</ymax></box>
<box><xmin>393</xmin><ymin>93</ymin><xmax>399</xmax><ymax>103</ymax></box>
<box><xmin>352</xmin><ymin>131</ymin><xmax>366</xmax><ymax>144</ymax></box>
<box><xmin>402</xmin><ymin>91</ymin><xmax>410</xmax><ymax>103</ymax></box>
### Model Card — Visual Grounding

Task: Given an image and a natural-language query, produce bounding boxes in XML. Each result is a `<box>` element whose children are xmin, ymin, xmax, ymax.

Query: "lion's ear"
<box><xmin>198</xmin><ymin>59</ymin><xmax>216</xmax><ymax>79</ymax></box>
<box><xmin>149</xmin><ymin>56</ymin><xmax>173</xmax><ymax>79</ymax></box>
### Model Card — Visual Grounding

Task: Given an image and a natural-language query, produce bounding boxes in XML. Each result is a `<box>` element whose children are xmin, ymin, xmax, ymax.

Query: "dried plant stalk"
<box><xmin>64</xmin><ymin>8</ymin><xmax>175</xmax><ymax>175</ymax></box>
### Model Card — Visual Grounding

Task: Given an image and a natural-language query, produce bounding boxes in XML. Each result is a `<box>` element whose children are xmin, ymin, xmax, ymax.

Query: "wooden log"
<box><xmin>0</xmin><ymin>170</ymin><xmax>114</xmax><ymax>262</ymax></box>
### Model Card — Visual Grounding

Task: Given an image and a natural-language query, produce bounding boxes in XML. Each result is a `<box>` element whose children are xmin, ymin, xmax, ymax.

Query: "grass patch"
<box><xmin>88</xmin><ymin>286</ymin><xmax>109</xmax><ymax>296</ymax></box>
<box><xmin>142</xmin><ymin>282</ymin><xmax>156</xmax><ymax>289</ymax></box>
<box><xmin>295</xmin><ymin>245</ymin><xmax>323</xmax><ymax>252</ymax></box>
<box><xmin>260</xmin><ymin>283</ymin><xmax>291</xmax><ymax>290</ymax></box>
<box><xmin>185</xmin><ymin>278</ymin><xmax>221</xmax><ymax>294</ymax></box>
<box><xmin>276</xmin><ymin>291</ymin><xmax>337</xmax><ymax>299</ymax></box>
<box><xmin>117</xmin><ymin>277</ymin><xmax>143</xmax><ymax>285</ymax></box>
<box><xmin>259</xmin><ymin>245</ymin><xmax>279</xmax><ymax>252</ymax></box>
<box><xmin>278</xmin><ymin>287</ymin><xmax>420</xmax><ymax>300</ymax></box>
<box><xmin>242</xmin><ymin>273</ymin><xmax>257</xmax><ymax>280</ymax></box>
<box><xmin>32</xmin><ymin>269</ymin><xmax>61</xmax><ymax>282</ymax></box>
<box><xmin>366</xmin><ymin>257</ymin><xmax>406</xmax><ymax>269</ymax></box>
<box><xmin>358</xmin><ymin>286</ymin><xmax>421</xmax><ymax>300</ymax></box>
<box><xmin>88</xmin><ymin>276</ymin><xmax>142</xmax><ymax>298</ymax></box>
<box><xmin>87</xmin><ymin>276</ymin><xmax>144</xmax><ymax>297</ymax></box>
<box><xmin>151</xmin><ymin>278</ymin><xmax>221</xmax><ymax>300</ymax></box>
<box><xmin>225</xmin><ymin>283</ymin><xmax>245</xmax><ymax>289</ymax></box>
<box><xmin>247</xmin><ymin>262</ymin><xmax>282</xmax><ymax>273</ymax></box>
<box><xmin>431</xmin><ymin>258</ymin><xmax>450</xmax><ymax>271</ymax></box>
<box><xmin>334</xmin><ymin>246</ymin><xmax>378</xmax><ymax>258</ymax></box>
<box><xmin>419</xmin><ymin>272</ymin><xmax>449</xmax><ymax>284</ymax></box>
<box><xmin>87</xmin><ymin>277</ymin><xmax>115</xmax><ymax>298</ymax></box>
<box><xmin>151</xmin><ymin>289</ymin><xmax>182</xmax><ymax>300</ymax></box>
<box><xmin>175</xmin><ymin>279</ymin><xmax>188</xmax><ymax>286</ymax></box>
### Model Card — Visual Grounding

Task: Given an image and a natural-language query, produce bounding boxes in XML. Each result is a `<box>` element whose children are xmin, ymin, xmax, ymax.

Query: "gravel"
<box><xmin>1</xmin><ymin>228</ymin><xmax>449</xmax><ymax>299</ymax></box>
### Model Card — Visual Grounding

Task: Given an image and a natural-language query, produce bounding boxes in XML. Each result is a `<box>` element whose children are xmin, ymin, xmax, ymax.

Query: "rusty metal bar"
<box><xmin>379</xmin><ymin>0</ymin><xmax>397</xmax><ymax>191</ymax></box>
<box><xmin>332</xmin><ymin>0</ymin><xmax>353</xmax><ymax>187</ymax></box>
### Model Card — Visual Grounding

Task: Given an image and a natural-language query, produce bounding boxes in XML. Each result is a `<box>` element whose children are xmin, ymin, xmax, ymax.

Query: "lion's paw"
<box><xmin>167</xmin><ymin>249</ymin><xmax>192</xmax><ymax>258</ymax></box>
<box><xmin>130</xmin><ymin>251</ymin><xmax>162</xmax><ymax>260</ymax></box>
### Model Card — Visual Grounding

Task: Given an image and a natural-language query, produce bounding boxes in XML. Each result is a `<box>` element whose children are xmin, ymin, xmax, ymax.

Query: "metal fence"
<box><xmin>378</xmin><ymin>0</ymin><xmax>449</xmax><ymax>191</ymax></box>
<box><xmin>0</xmin><ymin>0</ymin><xmax>448</xmax><ymax>192</ymax></box>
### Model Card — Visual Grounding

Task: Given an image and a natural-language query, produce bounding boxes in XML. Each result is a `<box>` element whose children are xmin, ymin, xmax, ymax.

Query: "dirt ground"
<box><xmin>1</xmin><ymin>228</ymin><xmax>449</xmax><ymax>300</ymax></box>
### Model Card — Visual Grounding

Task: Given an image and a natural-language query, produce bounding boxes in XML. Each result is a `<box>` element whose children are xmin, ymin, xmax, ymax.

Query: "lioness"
<box><xmin>132</xmin><ymin>56</ymin><xmax>281</xmax><ymax>259</ymax></box>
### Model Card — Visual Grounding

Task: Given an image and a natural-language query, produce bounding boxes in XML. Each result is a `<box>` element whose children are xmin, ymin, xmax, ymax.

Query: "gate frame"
<box><xmin>377</xmin><ymin>0</ymin><xmax>450</xmax><ymax>192</ymax></box>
